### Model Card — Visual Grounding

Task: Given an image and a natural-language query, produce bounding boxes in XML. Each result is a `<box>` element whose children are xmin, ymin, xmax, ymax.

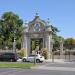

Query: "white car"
<box><xmin>22</xmin><ymin>54</ymin><xmax>45</xmax><ymax>63</ymax></box>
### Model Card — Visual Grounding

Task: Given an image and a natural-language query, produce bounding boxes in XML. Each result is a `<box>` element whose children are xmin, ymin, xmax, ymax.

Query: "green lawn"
<box><xmin>0</xmin><ymin>62</ymin><xmax>35</xmax><ymax>68</ymax></box>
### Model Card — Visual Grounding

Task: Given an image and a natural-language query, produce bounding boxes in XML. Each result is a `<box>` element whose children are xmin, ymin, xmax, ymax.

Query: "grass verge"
<box><xmin>0</xmin><ymin>62</ymin><xmax>35</xmax><ymax>69</ymax></box>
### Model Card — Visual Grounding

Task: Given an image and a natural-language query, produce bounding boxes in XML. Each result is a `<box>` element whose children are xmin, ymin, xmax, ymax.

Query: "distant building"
<box><xmin>22</xmin><ymin>14</ymin><xmax>53</xmax><ymax>59</ymax></box>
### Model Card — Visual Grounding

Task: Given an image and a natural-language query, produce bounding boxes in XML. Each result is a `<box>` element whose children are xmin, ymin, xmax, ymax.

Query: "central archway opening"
<box><xmin>30</xmin><ymin>38</ymin><xmax>43</xmax><ymax>53</ymax></box>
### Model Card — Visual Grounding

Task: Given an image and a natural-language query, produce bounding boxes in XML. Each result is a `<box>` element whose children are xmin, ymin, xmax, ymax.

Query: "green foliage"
<box><xmin>64</xmin><ymin>38</ymin><xmax>75</xmax><ymax>49</ymax></box>
<box><xmin>53</xmin><ymin>34</ymin><xmax>64</xmax><ymax>50</ymax></box>
<box><xmin>18</xmin><ymin>48</ymin><xmax>25</xmax><ymax>58</ymax></box>
<box><xmin>51</xmin><ymin>25</ymin><xmax>62</xmax><ymax>50</ymax></box>
<box><xmin>41</xmin><ymin>48</ymin><xmax>48</xmax><ymax>59</ymax></box>
<box><xmin>31</xmin><ymin>40</ymin><xmax>36</xmax><ymax>51</ymax></box>
<box><xmin>51</xmin><ymin>25</ymin><xmax>59</xmax><ymax>35</ymax></box>
<box><xmin>0</xmin><ymin>63</ymin><xmax>35</xmax><ymax>68</ymax></box>
<box><xmin>0</xmin><ymin>12</ymin><xmax>23</xmax><ymax>49</ymax></box>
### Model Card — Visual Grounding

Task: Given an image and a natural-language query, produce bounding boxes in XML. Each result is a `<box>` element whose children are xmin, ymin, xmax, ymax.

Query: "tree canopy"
<box><xmin>64</xmin><ymin>38</ymin><xmax>75</xmax><ymax>49</ymax></box>
<box><xmin>0</xmin><ymin>12</ymin><xmax>23</xmax><ymax>49</ymax></box>
<box><xmin>51</xmin><ymin>25</ymin><xmax>64</xmax><ymax>50</ymax></box>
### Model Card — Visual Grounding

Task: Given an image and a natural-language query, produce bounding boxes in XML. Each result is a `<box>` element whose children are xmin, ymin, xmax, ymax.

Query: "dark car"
<box><xmin>0</xmin><ymin>53</ymin><xmax>18</xmax><ymax>62</ymax></box>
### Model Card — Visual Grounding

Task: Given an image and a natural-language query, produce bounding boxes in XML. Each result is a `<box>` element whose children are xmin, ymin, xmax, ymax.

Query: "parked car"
<box><xmin>22</xmin><ymin>54</ymin><xmax>45</xmax><ymax>63</ymax></box>
<box><xmin>0</xmin><ymin>52</ymin><xmax>18</xmax><ymax>62</ymax></box>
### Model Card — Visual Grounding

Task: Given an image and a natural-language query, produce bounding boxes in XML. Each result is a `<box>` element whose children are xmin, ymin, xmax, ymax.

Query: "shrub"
<box><xmin>18</xmin><ymin>48</ymin><xmax>26</xmax><ymax>58</ymax></box>
<box><xmin>41</xmin><ymin>48</ymin><xmax>48</xmax><ymax>59</ymax></box>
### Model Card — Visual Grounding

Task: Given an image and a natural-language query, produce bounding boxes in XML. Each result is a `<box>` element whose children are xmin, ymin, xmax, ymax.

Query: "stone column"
<box><xmin>45</xmin><ymin>36</ymin><xmax>48</xmax><ymax>48</ymax></box>
<box><xmin>60</xmin><ymin>39</ymin><xmax>63</xmax><ymax>59</ymax></box>
<box><xmin>48</xmin><ymin>35</ymin><xmax>51</xmax><ymax>59</ymax></box>
<box><xmin>27</xmin><ymin>37</ymin><xmax>30</xmax><ymax>56</ymax></box>
<box><xmin>13</xmin><ymin>37</ymin><xmax>16</xmax><ymax>53</ymax></box>
<box><xmin>49</xmin><ymin>35</ymin><xmax>50</xmax><ymax>59</ymax></box>
<box><xmin>22</xmin><ymin>35</ymin><xmax>28</xmax><ymax>57</ymax></box>
<box><xmin>43</xmin><ymin>37</ymin><xmax>45</xmax><ymax>48</ymax></box>
<box><xmin>25</xmin><ymin>36</ymin><xmax>28</xmax><ymax>57</ymax></box>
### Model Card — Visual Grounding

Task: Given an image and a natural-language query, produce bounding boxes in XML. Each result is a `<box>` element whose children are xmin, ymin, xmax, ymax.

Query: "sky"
<box><xmin>0</xmin><ymin>0</ymin><xmax>75</xmax><ymax>39</ymax></box>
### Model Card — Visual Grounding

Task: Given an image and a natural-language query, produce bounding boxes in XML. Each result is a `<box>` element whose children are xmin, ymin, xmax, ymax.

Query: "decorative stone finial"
<box><xmin>35</xmin><ymin>12</ymin><xmax>39</xmax><ymax>16</ymax></box>
<box><xmin>47</xmin><ymin>18</ymin><xmax>50</xmax><ymax>24</ymax></box>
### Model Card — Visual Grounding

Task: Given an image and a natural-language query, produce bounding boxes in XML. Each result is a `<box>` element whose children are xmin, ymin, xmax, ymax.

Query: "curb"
<box><xmin>45</xmin><ymin>59</ymin><xmax>75</xmax><ymax>63</ymax></box>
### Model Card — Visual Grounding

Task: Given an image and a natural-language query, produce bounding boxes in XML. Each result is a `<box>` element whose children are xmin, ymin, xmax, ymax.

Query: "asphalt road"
<box><xmin>41</xmin><ymin>62</ymin><xmax>75</xmax><ymax>68</ymax></box>
<box><xmin>0</xmin><ymin>68</ymin><xmax>75</xmax><ymax>75</ymax></box>
<box><xmin>0</xmin><ymin>61</ymin><xmax>75</xmax><ymax>75</ymax></box>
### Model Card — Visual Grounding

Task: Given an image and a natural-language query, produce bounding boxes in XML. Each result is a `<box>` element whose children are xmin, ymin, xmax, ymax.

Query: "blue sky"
<box><xmin>0</xmin><ymin>0</ymin><xmax>75</xmax><ymax>38</ymax></box>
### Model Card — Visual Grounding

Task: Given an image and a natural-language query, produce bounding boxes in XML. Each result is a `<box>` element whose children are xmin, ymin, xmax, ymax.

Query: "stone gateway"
<box><xmin>21</xmin><ymin>15</ymin><xmax>53</xmax><ymax>59</ymax></box>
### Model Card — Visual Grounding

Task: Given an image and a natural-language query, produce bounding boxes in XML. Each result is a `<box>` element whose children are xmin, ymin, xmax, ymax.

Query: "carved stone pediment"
<box><xmin>24</xmin><ymin>15</ymin><xmax>52</xmax><ymax>33</ymax></box>
<box><xmin>28</xmin><ymin>16</ymin><xmax>46</xmax><ymax>32</ymax></box>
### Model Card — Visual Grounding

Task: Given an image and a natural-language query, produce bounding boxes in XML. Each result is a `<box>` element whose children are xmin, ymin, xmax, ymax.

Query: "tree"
<box><xmin>64</xmin><ymin>38</ymin><xmax>75</xmax><ymax>49</ymax></box>
<box><xmin>51</xmin><ymin>25</ymin><xmax>59</xmax><ymax>35</ymax></box>
<box><xmin>0</xmin><ymin>12</ymin><xmax>23</xmax><ymax>49</ymax></box>
<box><xmin>51</xmin><ymin>25</ymin><xmax>64</xmax><ymax>50</ymax></box>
